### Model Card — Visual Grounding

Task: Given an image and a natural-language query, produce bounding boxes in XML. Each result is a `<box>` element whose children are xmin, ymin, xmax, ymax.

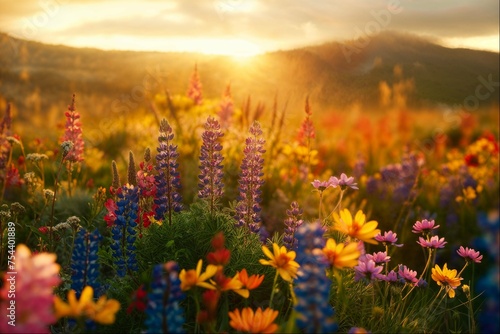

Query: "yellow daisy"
<box><xmin>259</xmin><ymin>243</ymin><xmax>299</xmax><ymax>282</ymax></box>
<box><xmin>322</xmin><ymin>238</ymin><xmax>361</xmax><ymax>270</ymax></box>
<box><xmin>333</xmin><ymin>209</ymin><xmax>380</xmax><ymax>244</ymax></box>
<box><xmin>179</xmin><ymin>259</ymin><xmax>218</xmax><ymax>291</ymax></box>
<box><xmin>431</xmin><ymin>263</ymin><xmax>462</xmax><ymax>298</ymax></box>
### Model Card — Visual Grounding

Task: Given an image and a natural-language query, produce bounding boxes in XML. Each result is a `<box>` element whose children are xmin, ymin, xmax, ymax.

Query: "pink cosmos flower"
<box><xmin>0</xmin><ymin>244</ymin><xmax>61</xmax><ymax>333</ymax></box>
<box><xmin>382</xmin><ymin>270</ymin><xmax>400</xmax><ymax>283</ymax></box>
<box><xmin>398</xmin><ymin>264</ymin><xmax>418</xmax><ymax>284</ymax></box>
<box><xmin>457</xmin><ymin>246</ymin><xmax>483</xmax><ymax>263</ymax></box>
<box><xmin>374</xmin><ymin>231</ymin><xmax>403</xmax><ymax>247</ymax></box>
<box><xmin>412</xmin><ymin>219</ymin><xmax>440</xmax><ymax>234</ymax></box>
<box><xmin>311</xmin><ymin>179</ymin><xmax>336</xmax><ymax>191</ymax></box>
<box><xmin>417</xmin><ymin>235</ymin><xmax>447</xmax><ymax>249</ymax></box>
<box><xmin>329</xmin><ymin>173</ymin><xmax>358</xmax><ymax>190</ymax></box>
<box><xmin>354</xmin><ymin>258</ymin><xmax>384</xmax><ymax>282</ymax></box>
<box><xmin>365</xmin><ymin>251</ymin><xmax>391</xmax><ymax>265</ymax></box>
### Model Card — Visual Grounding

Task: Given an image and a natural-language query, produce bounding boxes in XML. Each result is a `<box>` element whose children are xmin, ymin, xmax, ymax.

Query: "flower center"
<box><xmin>275</xmin><ymin>253</ymin><xmax>290</xmax><ymax>267</ymax></box>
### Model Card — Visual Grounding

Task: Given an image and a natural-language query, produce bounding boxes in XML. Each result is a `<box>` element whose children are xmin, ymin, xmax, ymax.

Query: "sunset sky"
<box><xmin>0</xmin><ymin>0</ymin><xmax>498</xmax><ymax>57</ymax></box>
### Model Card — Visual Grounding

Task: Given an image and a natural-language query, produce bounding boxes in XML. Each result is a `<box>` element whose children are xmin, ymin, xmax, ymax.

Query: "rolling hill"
<box><xmin>0</xmin><ymin>30</ymin><xmax>498</xmax><ymax>123</ymax></box>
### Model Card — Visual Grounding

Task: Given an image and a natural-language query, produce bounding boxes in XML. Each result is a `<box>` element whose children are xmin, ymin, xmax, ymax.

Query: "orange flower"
<box><xmin>228</xmin><ymin>307</ymin><xmax>279</xmax><ymax>333</ymax></box>
<box><xmin>322</xmin><ymin>238</ymin><xmax>361</xmax><ymax>270</ymax></box>
<box><xmin>232</xmin><ymin>268</ymin><xmax>264</xmax><ymax>298</ymax></box>
<box><xmin>333</xmin><ymin>209</ymin><xmax>380</xmax><ymax>244</ymax></box>
<box><xmin>259</xmin><ymin>243</ymin><xmax>299</xmax><ymax>282</ymax></box>
<box><xmin>211</xmin><ymin>270</ymin><xmax>248</xmax><ymax>298</ymax></box>
<box><xmin>179</xmin><ymin>259</ymin><xmax>217</xmax><ymax>291</ymax></box>
<box><xmin>431</xmin><ymin>263</ymin><xmax>463</xmax><ymax>298</ymax></box>
<box><xmin>238</xmin><ymin>268</ymin><xmax>264</xmax><ymax>290</ymax></box>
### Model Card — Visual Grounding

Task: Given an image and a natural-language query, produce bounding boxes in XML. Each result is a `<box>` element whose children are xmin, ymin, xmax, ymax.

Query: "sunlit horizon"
<box><xmin>1</xmin><ymin>0</ymin><xmax>498</xmax><ymax>56</ymax></box>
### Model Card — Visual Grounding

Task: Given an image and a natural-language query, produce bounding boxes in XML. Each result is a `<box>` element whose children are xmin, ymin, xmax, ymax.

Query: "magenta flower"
<box><xmin>0</xmin><ymin>245</ymin><xmax>61</xmax><ymax>333</ymax></box>
<box><xmin>417</xmin><ymin>235</ymin><xmax>447</xmax><ymax>249</ymax></box>
<box><xmin>374</xmin><ymin>231</ymin><xmax>403</xmax><ymax>247</ymax></box>
<box><xmin>382</xmin><ymin>270</ymin><xmax>400</xmax><ymax>283</ymax></box>
<box><xmin>398</xmin><ymin>264</ymin><xmax>418</xmax><ymax>284</ymax></box>
<box><xmin>311</xmin><ymin>179</ymin><xmax>335</xmax><ymax>191</ymax></box>
<box><xmin>366</xmin><ymin>251</ymin><xmax>391</xmax><ymax>265</ymax></box>
<box><xmin>457</xmin><ymin>246</ymin><xmax>483</xmax><ymax>263</ymax></box>
<box><xmin>354</xmin><ymin>258</ymin><xmax>384</xmax><ymax>282</ymax></box>
<box><xmin>218</xmin><ymin>84</ymin><xmax>234</xmax><ymax>127</ymax></box>
<box><xmin>187</xmin><ymin>64</ymin><xmax>203</xmax><ymax>105</ymax></box>
<box><xmin>330</xmin><ymin>173</ymin><xmax>358</xmax><ymax>190</ymax></box>
<box><xmin>412</xmin><ymin>219</ymin><xmax>440</xmax><ymax>234</ymax></box>
<box><xmin>60</xmin><ymin>94</ymin><xmax>84</xmax><ymax>163</ymax></box>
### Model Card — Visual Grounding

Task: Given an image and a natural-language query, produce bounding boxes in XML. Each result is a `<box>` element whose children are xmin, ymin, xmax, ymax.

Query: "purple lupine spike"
<box><xmin>234</xmin><ymin>121</ymin><xmax>265</xmax><ymax>233</ymax></box>
<box><xmin>154</xmin><ymin>119</ymin><xmax>182</xmax><ymax>225</ymax></box>
<box><xmin>283</xmin><ymin>201</ymin><xmax>304</xmax><ymax>250</ymax></box>
<box><xmin>198</xmin><ymin>116</ymin><xmax>224</xmax><ymax>214</ymax></box>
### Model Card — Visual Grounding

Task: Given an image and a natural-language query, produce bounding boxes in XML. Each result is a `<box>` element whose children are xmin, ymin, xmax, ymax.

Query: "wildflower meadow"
<box><xmin>0</xmin><ymin>67</ymin><xmax>499</xmax><ymax>334</ymax></box>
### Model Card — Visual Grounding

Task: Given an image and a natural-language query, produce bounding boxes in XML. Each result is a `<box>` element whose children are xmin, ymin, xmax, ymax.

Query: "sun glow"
<box><xmin>196</xmin><ymin>38</ymin><xmax>262</xmax><ymax>59</ymax></box>
<box><xmin>441</xmin><ymin>35</ymin><xmax>499</xmax><ymax>53</ymax></box>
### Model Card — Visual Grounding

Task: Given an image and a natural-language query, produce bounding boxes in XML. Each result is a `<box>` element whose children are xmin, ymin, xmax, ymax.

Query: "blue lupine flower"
<box><xmin>474</xmin><ymin>210</ymin><xmax>499</xmax><ymax>334</ymax></box>
<box><xmin>110</xmin><ymin>184</ymin><xmax>139</xmax><ymax>277</ymax></box>
<box><xmin>144</xmin><ymin>262</ymin><xmax>186</xmax><ymax>334</ymax></box>
<box><xmin>235</xmin><ymin>121</ymin><xmax>265</xmax><ymax>233</ymax></box>
<box><xmin>70</xmin><ymin>228</ymin><xmax>101</xmax><ymax>298</ymax></box>
<box><xmin>154</xmin><ymin>119</ymin><xmax>182</xmax><ymax>225</ymax></box>
<box><xmin>198</xmin><ymin>116</ymin><xmax>224</xmax><ymax>214</ymax></box>
<box><xmin>283</xmin><ymin>201</ymin><xmax>304</xmax><ymax>250</ymax></box>
<box><xmin>294</xmin><ymin>222</ymin><xmax>337</xmax><ymax>333</ymax></box>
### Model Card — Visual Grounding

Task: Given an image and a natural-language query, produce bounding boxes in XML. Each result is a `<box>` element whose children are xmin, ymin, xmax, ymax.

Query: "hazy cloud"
<box><xmin>0</xmin><ymin>0</ymin><xmax>497</xmax><ymax>53</ymax></box>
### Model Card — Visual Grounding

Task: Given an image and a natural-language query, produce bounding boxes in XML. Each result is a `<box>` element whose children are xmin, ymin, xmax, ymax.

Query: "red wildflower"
<box><xmin>104</xmin><ymin>198</ymin><xmax>118</xmax><ymax>227</ymax></box>
<box><xmin>207</xmin><ymin>232</ymin><xmax>231</xmax><ymax>266</ymax></box>
<box><xmin>207</xmin><ymin>248</ymin><xmax>231</xmax><ymax>267</ymax></box>
<box><xmin>127</xmin><ymin>285</ymin><xmax>148</xmax><ymax>314</ymax></box>
<box><xmin>464</xmin><ymin>154</ymin><xmax>479</xmax><ymax>167</ymax></box>
<box><xmin>211</xmin><ymin>232</ymin><xmax>225</xmax><ymax>250</ymax></box>
<box><xmin>6</xmin><ymin>164</ymin><xmax>23</xmax><ymax>187</ymax></box>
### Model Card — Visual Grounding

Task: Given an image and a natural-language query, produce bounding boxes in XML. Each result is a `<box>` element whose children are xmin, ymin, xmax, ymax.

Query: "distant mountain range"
<box><xmin>0</xmin><ymin>31</ymin><xmax>498</xmax><ymax>120</ymax></box>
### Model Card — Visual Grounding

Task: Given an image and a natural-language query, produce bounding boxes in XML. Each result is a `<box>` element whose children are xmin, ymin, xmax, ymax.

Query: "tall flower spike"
<box><xmin>136</xmin><ymin>150</ymin><xmax>157</xmax><ymax>231</ymax></box>
<box><xmin>60</xmin><ymin>94</ymin><xmax>84</xmax><ymax>163</ymax></box>
<box><xmin>0</xmin><ymin>103</ymin><xmax>12</xmax><ymax>171</ymax></box>
<box><xmin>111</xmin><ymin>160</ymin><xmax>120</xmax><ymax>195</ymax></box>
<box><xmin>187</xmin><ymin>64</ymin><xmax>203</xmax><ymax>105</ymax></box>
<box><xmin>297</xmin><ymin>95</ymin><xmax>315</xmax><ymax>147</ymax></box>
<box><xmin>71</xmin><ymin>228</ymin><xmax>102</xmax><ymax>298</ymax></box>
<box><xmin>144</xmin><ymin>262</ymin><xmax>186</xmax><ymax>333</ymax></box>
<box><xmin>154</xmin><ymin>119</ymin><xmax>182</xmax><ymax>225</ymax></box>
<box><xmin>198</xmin><ymin>116</ymin><xmax>224</xmax><ymax>214</ymax></box>
<box><xmin>294</xmin><ymin>222</ymin><xmax>338</xmax><ymax>333</ymax></box>
<box><xmin>128</xmin><ymin>151</ymin><xmax>137</xmax><ymax>186</ymax></box>
<box><xmin>110</xmin><ymin>184</ymin><xmax>139</xmax><ymax>277</ymax></box>
<box><xmin>218</xmin><ymin>84</ymin><xmax>234</xmax><ymax>127</ymax></box>
<box><xmin>235</xmin><ymin>121</ymin><xmax>265</xmax><ymax>233</ymax></box>
<box><xmin>283</xmin><ymin>201</ymin><xmax>304</xmax><ymax>250</ymax></box>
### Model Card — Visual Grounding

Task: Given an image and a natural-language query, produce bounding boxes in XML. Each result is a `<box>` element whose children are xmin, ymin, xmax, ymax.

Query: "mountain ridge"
<box><xmin>0</xmin><ymin>30</ymin><xmax>498</xmax><ymax>121</ymax></box>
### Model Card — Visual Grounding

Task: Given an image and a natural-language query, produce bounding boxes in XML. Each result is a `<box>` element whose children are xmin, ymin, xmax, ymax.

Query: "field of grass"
<box><xmin>0</xmin><ymin>67</ymin><xmax>498</xmax><ymax>333</ymax></box>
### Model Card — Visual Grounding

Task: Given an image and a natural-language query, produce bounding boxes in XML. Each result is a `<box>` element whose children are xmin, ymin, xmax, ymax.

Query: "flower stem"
<box><xmin>269</xmin><ymin>270</ymin><xmax>279</xmax><ymax>309</ymax></box>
